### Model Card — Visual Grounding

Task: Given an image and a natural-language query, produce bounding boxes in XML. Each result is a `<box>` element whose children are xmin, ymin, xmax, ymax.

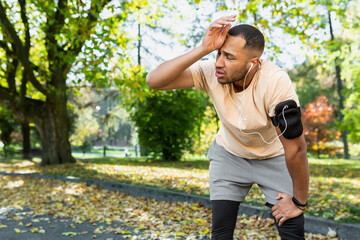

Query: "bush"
<box><xmin>131</xmin><ymin>89</ymin><xmax>207</xmax><ymax>161</ymax></box>
<box><xmin>302</xmin><ymin>96</ymin><xmax>341</xmax><ymax>158</ymax></box>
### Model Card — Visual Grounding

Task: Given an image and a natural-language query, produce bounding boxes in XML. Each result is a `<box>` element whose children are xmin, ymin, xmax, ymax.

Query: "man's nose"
<box><xmin>215</xmin><ymin>55</ymin><xmax>224</xmax><ymax>68</ymax></box>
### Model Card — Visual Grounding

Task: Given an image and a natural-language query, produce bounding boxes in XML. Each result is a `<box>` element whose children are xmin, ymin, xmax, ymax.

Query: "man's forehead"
<box><xmin>220</xmin><ymin>35</ymin><xmax>247</xmax><ymax>54</ymax></box>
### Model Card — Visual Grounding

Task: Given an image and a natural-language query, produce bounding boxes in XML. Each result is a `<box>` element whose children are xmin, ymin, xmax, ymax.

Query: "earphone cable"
<box><xmin>225</xmin><ymin>64</ymin><xmax>288</xmax><ymax>145</ymax></box>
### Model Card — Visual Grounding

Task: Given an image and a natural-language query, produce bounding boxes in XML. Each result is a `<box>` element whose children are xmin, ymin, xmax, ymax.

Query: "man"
<box><xmin>146</xmin><ymin>15</ymin><xmax>309</xmax><ymax>240</ymax></box>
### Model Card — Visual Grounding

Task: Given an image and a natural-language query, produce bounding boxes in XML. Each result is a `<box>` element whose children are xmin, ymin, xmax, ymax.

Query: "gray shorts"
<box><xmin>208</xmin><ymin>140</ymin><xmax>293</xmax><ymax>205</ymax></box>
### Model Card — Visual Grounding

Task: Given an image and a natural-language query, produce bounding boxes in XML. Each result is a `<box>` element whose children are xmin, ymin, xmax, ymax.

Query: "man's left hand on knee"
<box><xmin>271</xmin><ymin>192</ymin><xmax>303</xmax><ymax>226</ymax></box>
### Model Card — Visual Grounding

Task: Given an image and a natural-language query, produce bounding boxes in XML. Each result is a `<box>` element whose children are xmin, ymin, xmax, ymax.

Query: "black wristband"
<box><xmin>294</xmin><ymin>204</ymin><xmax>305</xmax><ymax>211</ymax></box>
<box><xmin>292</xmin><ymin>197</ymin><xmax>307</xmax><ymax>207</ymax></box>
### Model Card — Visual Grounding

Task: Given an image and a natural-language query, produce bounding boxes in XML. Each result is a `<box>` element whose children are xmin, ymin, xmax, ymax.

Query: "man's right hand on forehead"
<box><xmin>201</xmin><ymin>15</ymin><xmax>236</xmax><ymax>54</ymax></box>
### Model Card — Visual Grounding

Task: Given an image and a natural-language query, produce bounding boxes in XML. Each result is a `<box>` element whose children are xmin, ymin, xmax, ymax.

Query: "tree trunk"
<box><xmin>162</xmin><ymin>143</ymin><xmax>180</xmax><ymax>161</ymax></box>
<box><xmin>137</xmin><ymin>9</ymin><xmax>141</xmax><ymax>66</ymax></box>
<box><xmin>335</xmin><ymin>64</ymin><xmax>350</xmax><ymax>159</ymax></box>
<box><xmin>328</xmin><ymin>10</ymin><xmax>350</xmax><ymax>159</ymax></box>
<box><xmin>35</xmin><ymin>100</ymin><xmax>75</xmax><ymax>166</ymax></box>
<box><xmin>162</xmin><ymin>148</ymin><xmax>177</xmax><ymax>161</ymax></box>
<box><xmin>24</xmin><ymin>69</ymin><xmax>75</xmax><ymax>166</ymax></box>
<box><xmin>22</xmin><ymin>123</ymin><xmax>31</xmax><ymax>159</ymax></box>
<box><xmin>1</xmin><ymin>85</ymin><xmax>75</xmax><ymax>165</ymax></box>
<box><xmin>3</xmin><ymin>145</ymin><xmax>7</xmax><ymax>157</ymax></box>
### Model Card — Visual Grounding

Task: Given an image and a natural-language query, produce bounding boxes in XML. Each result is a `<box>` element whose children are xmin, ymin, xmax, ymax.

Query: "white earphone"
<box><xmin>249</xmin><ymin>63</ymin><xmax>254</xmax><ymax>71</ymax></box>
<box><xmin>244</xmin><ymin>63</ymin><xmax>253</xmax><ymax>86</ymax></box>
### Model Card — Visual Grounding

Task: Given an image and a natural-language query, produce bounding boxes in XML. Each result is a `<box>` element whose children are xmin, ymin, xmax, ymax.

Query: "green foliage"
<box><xmin>70</xmin><ymin>107</ymin><xmax>100</xmax><ymax>149</ymax></box>
<box><xmin>79</xmin><ymin>138</ymin><xmax>96</xmax><ymax>156</ymax></box>
<box><xmin>131</xmin><ymin>89</ymin><xmax>208</xmax><ymax>161</ymax></box>
<box><xmin>289</xmin><ymin>60</ymin><xmax>335</xmax><ymax>107</ymax></box>
<box><xmin>339</xmin><ymin>0</ymin><xmax>360</xmax><ymax>143</ymax></box>
<box><xmin>191</xmin><ymin>104</ymin><xmax>218</xmax><ymax>156</ymax></box>
<box><xmin>343</xmin><ymin>91</ymin><xmax>360</xmax><ymax>142</ymax></box>
<box><xmin>212</xmin><ymin>0</ymin><xmax>342</xmax><ymax>59</ymax></box>
<box><xmin>116</xmin><ymin>61</ymin><xmax>212</xmax><ymax>161</ymax></box>
<box><xmin>69</xmin><ymin>88</ymin><xmax>134</xmax><ymax>149</ymax></box>
<box><xmin>98</xmin><ymin>101</ymin><xmax>134</xmax><ymax>145</ymax></box>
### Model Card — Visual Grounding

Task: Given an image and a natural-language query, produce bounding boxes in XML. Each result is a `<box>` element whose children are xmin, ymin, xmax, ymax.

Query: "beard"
<box><xmin>216</xmin><ymin>64</ymin><xmax>248</xmax><ymax>85</ymax></box>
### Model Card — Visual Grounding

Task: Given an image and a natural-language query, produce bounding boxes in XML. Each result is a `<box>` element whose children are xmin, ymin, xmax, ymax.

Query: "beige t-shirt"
<box><xmin>190</xmin><ymin>59</ymin><xmax>300</xmax><ymax>159</ymax></box>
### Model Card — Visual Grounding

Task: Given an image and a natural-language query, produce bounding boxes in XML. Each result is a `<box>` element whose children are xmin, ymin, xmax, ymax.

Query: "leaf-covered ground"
<box><xmin>0</xmin><ymin>156</ymin><xmax>359</xmax><ymax>224</ymax></box>
<box><xmin>0</xmin><ymin>174</ymin><xmax>339</xmax><ymax>239</ymax></box>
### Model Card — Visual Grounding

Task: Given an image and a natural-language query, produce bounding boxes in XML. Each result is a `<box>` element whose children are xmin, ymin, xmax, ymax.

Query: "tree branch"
<box><xmin>1</xmin><ymin>39</ymin><xmax>48</xmax><ymax>82</ymax></box>
<box><xmin>54</xmin><ymin>0</ymin><xmax>67</xmax><ymax>27</ymax></box>
<box><xmin>45</xmin><ymin>0</ymin><xmax>68</xmax><ymax>61</ymax></box>
<box><xmin>328</xmin><ymin>10</ymin><xmax>335</xmax><ymax>41</ymax></box>
<box><xmin>19</xmin><ymin>69</ymin><xmax>27</xmax><ymax>107</ymax></box>
<box><xmin>0</xmin><ymin>39</ymin><xmax>18</xmax><ymax>96</ymax></box>
<box><xmin>0</xmin><ymin>1</ymin><xmax>24</xmax><ymax>56</ymax></box>
<box><xmin>65</xmin><ymin>0</ymin><xmax>111</xmax><ymax>70</ymax></box>
<box><xmin>0</xmin><ymin>86</ymin><xmax>15</xmax><ymax>107</ymax></box>
<box><xmin>0</xmin><ymin>85</ymin><xmax>44</xmax><ymax>123</ymax></box>
<box><xmin>7</xmin><ymin>58</ymin><xmax>18</xmax><ymax>95</ymax></box>
<box><xmin>0</xmin><ymin>40</ymin><xmax>14</xmax><ymax>57</ymax></box>
<box><xmin>18</xmin><ymin>0</ymin><xmax>30</xmax><ymax>104</ymax></box>
<box><xmin>0</xmin><ymin>0</ymin><xmax>49</xmax><ymax>97</ymax></box>
<box><xmin>18</xmin><ymin>0</ymin><xmax>30</xmax><ymax>53</ymax></box>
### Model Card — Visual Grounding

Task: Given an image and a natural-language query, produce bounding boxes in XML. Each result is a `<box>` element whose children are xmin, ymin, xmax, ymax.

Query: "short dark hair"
<box><xmin>228</xmin><ymin>24</ymin><xmax>265</xmax><ymax>55</ymax></box>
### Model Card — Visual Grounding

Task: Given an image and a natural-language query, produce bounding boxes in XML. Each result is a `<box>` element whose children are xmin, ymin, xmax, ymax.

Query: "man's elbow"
<box><xmin>145</xmin><ymin>73</ymin><xmax>156</xmax><ymax>89</ymax></box>
<box><xmin>296</xmin><ymin>138</ymin><xmax>308</xmax><ymax>158</ymax></box>
<box><xmin>298</xmin><ymin>145</ymin><xmax>307</xmax><ymax>158</ymax></box>
<box><xmin>300</xmin><ymin>135</ymin><xmax>307</xmax><ymax>151</ymax></box>
<box><xmin>283</xmin><ymin>135</ymin><xmax>308</xmax><ymax>160</ymax></box>
<box><xmin>146</xmin><ymin>73</ymin><xmax>162</xmax><ymax>90</ymax></box>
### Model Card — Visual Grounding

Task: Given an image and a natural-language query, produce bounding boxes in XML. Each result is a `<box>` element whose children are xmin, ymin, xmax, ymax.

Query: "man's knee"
<box><xmin>266</xmin><ymin>202</ymin><xmax>305</xmax><ymax>240</ymax></box>
<box><xmin>276</xmin><ymin>213</ymin><xmax>305</xmax><ymax>240</ymax></box>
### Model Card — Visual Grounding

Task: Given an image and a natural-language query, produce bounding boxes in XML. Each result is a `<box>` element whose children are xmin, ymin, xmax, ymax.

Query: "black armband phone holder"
<box><xmin>271</xmin><ymin>100</ymin><xmax>303</xmax><ymax>139</ymax></box>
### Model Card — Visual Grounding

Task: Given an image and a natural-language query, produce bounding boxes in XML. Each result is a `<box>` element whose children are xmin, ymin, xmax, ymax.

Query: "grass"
<box><xmin>72</xmin><ymin>145</ymin><xmax>137</xmax><ymax>157</ymax></box>
<box><xmin>0</xmin><ymin>155</ymin><xmax>359</xmax><ymax>223</ymax></box>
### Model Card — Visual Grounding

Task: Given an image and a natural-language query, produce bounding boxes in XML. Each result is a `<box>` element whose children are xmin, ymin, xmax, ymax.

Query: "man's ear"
<box><xmin>253</xmin><ymin>58</ymin><xmax>261</xmax><ymax>66</ymax></box>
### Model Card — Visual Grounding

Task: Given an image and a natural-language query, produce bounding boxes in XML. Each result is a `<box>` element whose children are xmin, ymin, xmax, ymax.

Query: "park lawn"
<box><xmin>0</xmin><ymin>156</ymin><xmax>359</xmax><ymax>223</ymax></box>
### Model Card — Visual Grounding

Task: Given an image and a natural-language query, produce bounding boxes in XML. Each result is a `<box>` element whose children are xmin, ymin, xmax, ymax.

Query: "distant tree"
<box><xmin>69</xmin><ymin>106</ymin><xmax>100</xmax><ymax>155</ymax></box>
<box><xmin>325</xmin><ymin>3</ymin><xmax>351</xmax><ymax>159</ymax></box>
<box><xmin>0</xmin><ymin>105</ymin><xmax>31</xmax><ymax>158</ymax></box>
<box><xmin>191</xmin><ymin>104</ymin><xmax>218</xmax><ymax>156</ymax></box>
<box><xmin>80</xmin><ymin>137</ymin><xmax>96</xmax><ymax>156</ymax></box>
<box><xmin>338</xmin><ymin>0</ymin><xmax>360</xmax><ymax>146</ymax></box>
<box><xmin>0</xmin><ymin>107</ymin><xmax>15</xmax><ymax>157</ymax></box>
<box><xmin>21</xmin><ymin>123</ymin><xmax>31</xmax><ymax>159</ymax></box>
<box><xmin>302</xmin><ymin>96</ymin><xmax>340</xmax><ymax>158</ymax></box>
<box><xmin>289</xmin><ymin>60</ymin><xmax>336</xmax><ymax>108</ymax></box>
<box><xmin>97</xmin><ymin>91</ymin><xmax>134</xmax><ymax>146</ymax></box>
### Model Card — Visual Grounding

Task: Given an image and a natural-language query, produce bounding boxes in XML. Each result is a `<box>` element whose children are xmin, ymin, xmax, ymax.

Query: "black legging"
<box><xmin>211</xmin><ymin>200</ymin><xmax>305</xmax><ymax>240</ymax></box>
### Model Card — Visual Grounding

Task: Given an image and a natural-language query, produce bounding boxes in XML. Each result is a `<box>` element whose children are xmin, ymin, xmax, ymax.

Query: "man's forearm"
<box><xmin>285</xmin><ymin>145</ymin><xmax>309</xmax><ymax>204</ymax></box>
<box><xmin>272</xmin><ymin>137</ymin><xmax>309</xmax><ymax>225</ymax></box>
<box><xmin>146</xmin><ymin>46</ymin><xmax>209</xmax><ymax>90</ymax></box>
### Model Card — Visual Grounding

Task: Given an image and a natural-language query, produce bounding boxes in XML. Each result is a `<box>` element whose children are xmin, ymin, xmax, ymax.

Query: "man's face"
<box><xmin>215</xmin><ymin>35</ymin><xmax>251</xmax><ymax>85</ymax></box>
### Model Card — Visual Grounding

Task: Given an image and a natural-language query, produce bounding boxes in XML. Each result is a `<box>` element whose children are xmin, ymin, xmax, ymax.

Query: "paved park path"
<box><xmin>1</xmin><ymin>207</ymin><xmax>145</xmax><ymax>240</ymax></box>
